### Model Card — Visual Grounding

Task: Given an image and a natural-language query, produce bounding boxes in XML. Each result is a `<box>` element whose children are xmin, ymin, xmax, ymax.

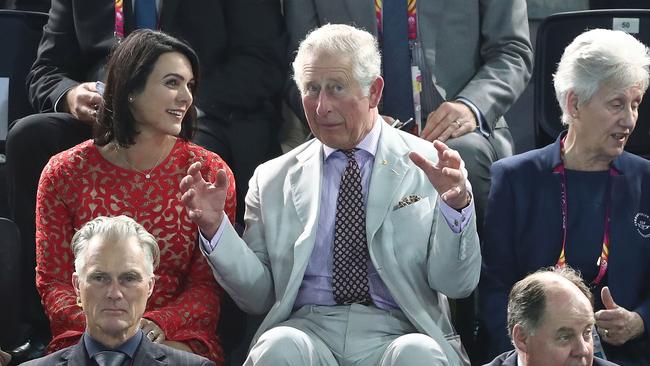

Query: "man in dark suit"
<box><xmin>21</xmin><ymin>215</ymin><xmax>214</xmax><ymax>366</ymax></box>
<box><xmin>5</xmin><ymin>0</ymin><xmax>286</xmax><ymax>351</ymax></box>
<box><xmin>484</xmin><ymin>267</ymin><xmax>617</xmax><ymax>366</ymax></box>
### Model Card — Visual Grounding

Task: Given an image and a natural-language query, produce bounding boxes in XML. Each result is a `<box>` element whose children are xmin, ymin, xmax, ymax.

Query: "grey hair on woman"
<box><xmin>554</xmin><ymin>28</ymin><xmax>650</xmax><ymax>125</ymax></box>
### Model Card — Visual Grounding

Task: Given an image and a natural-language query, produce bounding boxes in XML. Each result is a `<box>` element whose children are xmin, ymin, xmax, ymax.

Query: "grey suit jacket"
<box><xmin>284</xmin><ymin>0</ymin><xmax>533</xmax><ymax>154</ymax></box>
<box><xmin>203</xmin><ymin>122</ymin><xmax>481</xmax><ymax>364</ymax></box>
<box><xmin>19</xmin><ymin>336</ymin><xmax>214</xmax><ymax>366</ymax></box>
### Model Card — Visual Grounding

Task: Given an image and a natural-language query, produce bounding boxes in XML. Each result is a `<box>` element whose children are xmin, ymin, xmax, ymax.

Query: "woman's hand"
<box><xmin>141</xmin><ymin>318</ymin><xmax>166</xmax><ymax>343</ymax></box>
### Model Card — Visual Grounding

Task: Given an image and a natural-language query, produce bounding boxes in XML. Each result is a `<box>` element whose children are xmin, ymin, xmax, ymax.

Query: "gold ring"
<box><xmin>453</xmin><ymin>119</ymin><xmax>461</xmax><ymax>128</ymax></box>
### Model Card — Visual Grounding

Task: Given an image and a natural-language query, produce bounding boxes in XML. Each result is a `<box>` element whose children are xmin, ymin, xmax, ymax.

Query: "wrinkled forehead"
<box><xmin>300</xmin><ymin>52</ymin><xmax>354</xmax><ymax>81</ymax></box>
<box><xmin>82</xmin><ymin>236</ymin><xmax>148</xmax><ymax>273</ymax></box>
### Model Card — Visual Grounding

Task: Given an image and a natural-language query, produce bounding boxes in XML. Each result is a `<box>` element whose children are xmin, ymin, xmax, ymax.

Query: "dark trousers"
<box><xmin>5</xmin><ymin>113</ymin><xmax>88</xmax><ymax>336</ymax></box>
<box><xmin>5</xmin><ymin>109</ymin><xmax>281</xmax><ymax>345</ymax></box>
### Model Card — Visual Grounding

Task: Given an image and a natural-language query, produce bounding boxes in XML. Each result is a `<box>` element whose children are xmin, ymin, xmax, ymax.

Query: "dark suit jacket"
<box><xmin>26</xmin><ymin>0</ymin><xmax>286</xmax><ymax>116</ymax></box>
<box><xmin>484</xmin><ymin>350</ymin><xmax>619</xmax><ymax>366</ymax></box>
<box><xmin>480</xmin><ymin>133</ymin><xmax>650</xmax><ymax>365</ymax></box>
<box><xmin>20</xmin><ymin>336</ymin><xmax>215</xmax><ymax>366</ymax></box>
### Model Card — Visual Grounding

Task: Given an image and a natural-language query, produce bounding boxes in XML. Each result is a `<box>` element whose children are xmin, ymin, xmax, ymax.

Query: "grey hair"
<box><xmin>507</xmin><ymin>266</ymin><xmax>593</xmax><ymax>339</ymax></box>
<box><xmin>292</xmin><ymin>23</ymin><xmax>381</xmax><ymax>96</ymax></box>
<box><xmin>71</xmin><ymin>215</ymin><xmax>160</xmax><ymax>278</ymax></box>
<box><xmin>554</xmin><ymin>28</ymin><xmax>650</xmax><ymax>125</ymax></box>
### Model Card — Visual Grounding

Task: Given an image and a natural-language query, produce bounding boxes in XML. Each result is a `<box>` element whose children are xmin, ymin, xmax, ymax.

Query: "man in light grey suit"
<box><xmin>180</xmin><ymin>24</ymin><xmax>480</xmax><ymax>365</ymax></box>
<box><xmin>284</xmin><ymin>0</ymin><xmax>533</xmax><ymax>234</ymax></box>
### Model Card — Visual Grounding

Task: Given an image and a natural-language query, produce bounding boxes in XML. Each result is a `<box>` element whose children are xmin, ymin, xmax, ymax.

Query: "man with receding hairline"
<box><xmin>181</xmin><ymin>23</ymin><xmax>481</xmax><ymax>365</ymax></box>
<box><xmin>485</xmin><ymin>267</ymin><xmax>617</xmax><ymax>366</ymax></box>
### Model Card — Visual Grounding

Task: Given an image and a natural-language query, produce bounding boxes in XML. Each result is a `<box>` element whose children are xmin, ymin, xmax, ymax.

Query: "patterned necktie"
<box><xmin>93</xmin><ymin>350</ymin><xmax>127</xmax><ymax>366</ymax></box>
<box><xmin>135</xmin><ymin>0</ymin><xmax>157</xmax><ymax>29</ymax></box>
<box><xmin>332</xmin><ymin>149</ymin><xmax>371</xmax><ymax>305</ymax></box>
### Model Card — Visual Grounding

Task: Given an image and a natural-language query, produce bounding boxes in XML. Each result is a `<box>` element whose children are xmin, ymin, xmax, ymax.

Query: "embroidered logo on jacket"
<box><xmin>634</xmin><ymin>213</ymin><xmax>650</xmax><ymax>238</ymax></box>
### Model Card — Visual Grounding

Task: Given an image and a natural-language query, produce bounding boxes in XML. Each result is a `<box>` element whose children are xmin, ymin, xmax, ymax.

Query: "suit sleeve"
<box><xmin>426</xmin><ymin>194</ymin><xmax>481</xmax><ymax>299</ymax></box>
<box><xmin>35</xmin><ymin>158</ymin><xmax>86</xmax><ymax>352</ymax></box>
<box><xmin>202</xmin><ymin>167</ymin><xmax>275</xmax><ymax>315</ymax></box>
<box><xmin>456</xmin><ymin>0</ymin><xmax>533</xmax><ymax>130</ymax></box>
<box><xmin>27</xmin><ymin>0</ymin><xmax>84</xmax><ymax>112</ymax></box>
<box><xmin>197</xmin><ymin>0</ymin><xmax>287</xmax><ymax>113</ymax></box>
<box><xmin>479</xmin><ymin>162</ymin><xmax>519</xmax><ymax>357</ymax></box>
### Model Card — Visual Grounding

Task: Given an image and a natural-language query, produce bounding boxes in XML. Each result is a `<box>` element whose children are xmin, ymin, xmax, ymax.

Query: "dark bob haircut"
<box><xmin>94</xmin><ymin>29</ymin><xmax>200</xmax><ymax>147</ymax></box>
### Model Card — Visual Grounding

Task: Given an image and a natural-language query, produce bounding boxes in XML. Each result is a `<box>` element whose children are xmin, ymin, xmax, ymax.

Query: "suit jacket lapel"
<box><xmin>366</xmin><ymin>125</ymin><xmax>410</xmax><ymax>244</ymax></box>
<box><xmin>286</xmin><ymin>141</ymin><xmax>323</xmax><ymax>291</ymax></box>
<box><xmin>57</xmin><ymin>339</ymin><xmax>86</xmax><ymax>366</ymax></box>
<box><xmin>131</xmin><ymin>336</ymin><xmax>167</xmax><ymax>365</ymax></box>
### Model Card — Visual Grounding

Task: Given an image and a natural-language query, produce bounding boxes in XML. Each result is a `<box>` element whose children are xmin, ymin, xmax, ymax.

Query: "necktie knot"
<box><xmin>93</xmin><ymin>350</ymin><xmax>127</xmax><ymax>366</ymax></box>
<box><xmin>341</xmin><ymin>149</ymin><xmax>356</xmax><ymax>160</ymax></box>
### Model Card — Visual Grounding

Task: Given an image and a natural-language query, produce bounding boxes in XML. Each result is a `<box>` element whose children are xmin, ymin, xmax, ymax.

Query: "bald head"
<box><xmin>507</xmin><ymin>266</ymin><xmax>593</xmax><ymax>337</ymax></box>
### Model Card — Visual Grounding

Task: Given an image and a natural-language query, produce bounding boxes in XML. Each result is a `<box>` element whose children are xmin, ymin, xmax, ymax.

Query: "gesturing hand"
<box><xmin>141</xmin><ymin>318</ymin><xmax>165</xmax><ymax>343</ymax></box>
<box><xmin>409</xmin><ymin>140</ymin><xmax>470</xmax><ymax>210</ymax></box>
<box><xmin>64</xmin><ymin>82</ymin><xmax>103</xmax><ymax>125</ymax></box>
<box><xmin>179</xmin><ymin>162</ymin><xmax>230</xmax><ymax>239</ymax></box>
<box><xmin>595</xmin><ymin>286</ymin><xmax>645</xmax><ymax>346</ymax></box>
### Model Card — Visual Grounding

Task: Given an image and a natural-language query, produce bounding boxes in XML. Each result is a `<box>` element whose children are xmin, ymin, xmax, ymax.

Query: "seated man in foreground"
<box><xmin>180</xmin><ymin>23</ymin><xmax>480</xmax><ymax>365</ymax></box>
<box><xmin>22</xmin><ymin>216</ymin><xmax>213</xmax><ymax>366</ymax></box>
<box><xmin>485</xmin><ymin>266</ymin><xmax>618</xmax><ymax>366</ymax></box>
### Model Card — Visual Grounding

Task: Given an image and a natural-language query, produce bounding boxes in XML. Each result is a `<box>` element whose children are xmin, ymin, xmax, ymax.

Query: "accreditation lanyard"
<box><xmin>375</xmin><ymin>0</ymin><xmax>418</xmax><ymax>40</ymax></box>
<box><xmin>115</xmin><ymin>0</ymin><xmax>125</xmax><ymax>39</ymax></box>
<box><xmin>554</xmin><ymin>138</ymin><xmax>617</xmax><ymax>286</ymax></box>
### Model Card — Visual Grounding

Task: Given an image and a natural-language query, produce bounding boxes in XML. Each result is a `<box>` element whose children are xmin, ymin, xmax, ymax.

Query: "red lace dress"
<box><xmin>35</xmin><ymin>139</ymin><xmax>236</xmax><ymax>365</ymax></box>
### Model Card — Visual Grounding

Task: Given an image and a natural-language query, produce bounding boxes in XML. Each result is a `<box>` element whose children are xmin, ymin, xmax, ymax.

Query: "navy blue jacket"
<box><xmin>480</xmin><ymin>134</ymin><xmax>650</xmax><ymax>365</ymax></box>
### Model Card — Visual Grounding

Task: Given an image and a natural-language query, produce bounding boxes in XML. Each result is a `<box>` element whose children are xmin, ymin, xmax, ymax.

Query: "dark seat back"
<box><xmin>0</xmin><ymin>217</ymin><xmax>22</xmax><ymax>347</ymax></box>
<box><xmin>534</xmin><ymin>9</ymin><xmax>650</xmax><ymax>158</ymax></box>
<box><xmin>0</xmin><ymin>10</ymin><xmax>48</xmax><ymax>151</ymax></box>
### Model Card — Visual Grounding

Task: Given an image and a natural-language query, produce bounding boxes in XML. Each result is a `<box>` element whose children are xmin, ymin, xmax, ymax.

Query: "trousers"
<box><xmin>246</xmin><ymin>304</ymin><xmax>448</xmax><ymax>366</ymax></box>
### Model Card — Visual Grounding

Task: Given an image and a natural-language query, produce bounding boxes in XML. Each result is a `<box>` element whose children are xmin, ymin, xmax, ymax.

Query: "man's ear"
<box><xmin>72</xmin><ymin>272</ymin><xmax>81</xmax><ymax>298</ymax></box>
<box><xmin>512</xmin><ymin>324</ymin><xmax>530</xmax><ymax>354</ymax></box>
<box><xmin>147</xmin><ymin>276</ymin><xmax>155</xmax><ymax>298</ymax></box>
<box><xmin>368</xmin><ymin>76</ymin><xmax>384</xmax><ymax>108</ymax></box>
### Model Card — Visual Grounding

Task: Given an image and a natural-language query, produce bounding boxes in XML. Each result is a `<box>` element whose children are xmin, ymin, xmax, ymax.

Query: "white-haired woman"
<box><xmin>480</xmin><ymin>28</ymin><xmax>650</xmax><ymax>365</ymax></box>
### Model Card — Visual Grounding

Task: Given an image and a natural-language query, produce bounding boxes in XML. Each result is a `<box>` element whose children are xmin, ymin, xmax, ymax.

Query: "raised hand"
<box><xmin>179</xmin><ymin>162</ymin><xmax>230</xmax><ymax>239</ymax></box>
<box><xmin>409</xmin><ymin>140</ymin><xmax>470</xmax><ymax>210</ymax></box>
<box><xmin>595</xmin><ymin>286</ymin><xmax>645</xmax><ymax>345</ymax></box>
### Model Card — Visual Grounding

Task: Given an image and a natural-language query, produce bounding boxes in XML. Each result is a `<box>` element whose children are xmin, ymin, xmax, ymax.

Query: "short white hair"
<box><xmin>71</xmin><ymin>215</ymin><xmax>160</xmax><ymax>278</ymax></box>
<box><xmin>554</xmin><ymin>28</ymin><xmax>650</xmax><ymax>125</ymax></box>
<box><xmin>292</xmin><ymin>23</ymin><xmax>381</xmax><ymax>96</ymax></box>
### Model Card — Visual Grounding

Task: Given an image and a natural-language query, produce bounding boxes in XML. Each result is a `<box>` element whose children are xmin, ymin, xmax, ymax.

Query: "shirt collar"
<box><xmin>322</xmin><ymin>115</ymin><xmax>382</xmax><ymax>160</ymax></box>
<box><xmin>83</xmin><ymin>329</ymin><xmax>143</xmax><ymax>361</ymax></box>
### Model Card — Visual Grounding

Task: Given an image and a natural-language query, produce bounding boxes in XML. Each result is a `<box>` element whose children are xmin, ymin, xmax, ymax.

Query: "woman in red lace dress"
<box><xmin>35</xmin><ymin>30</ymin><xmax>236</xmax><ymax>365</ymax></box>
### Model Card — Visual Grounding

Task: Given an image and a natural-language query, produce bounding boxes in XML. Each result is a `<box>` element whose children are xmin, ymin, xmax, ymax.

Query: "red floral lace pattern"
<box><xmin>35</xmin><ymin>139</ymin><xmax>236</xmax><ymax>365</ymax></box>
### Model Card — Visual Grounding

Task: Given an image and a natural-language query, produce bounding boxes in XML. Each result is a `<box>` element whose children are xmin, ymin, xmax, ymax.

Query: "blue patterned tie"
<box><xmin>332</xmin><ymin>149</ymin><xmax>371</xmax><ymax>305</ymax></box>
<box><xmin>381</xmin><ymin>0</ymin><xmax>414</xmax><ymax>122</ymax></box>
<box><xmin>135</xmin><ymin>0</ymin><xmax>158</xmax><ymax>30</ymax></box>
